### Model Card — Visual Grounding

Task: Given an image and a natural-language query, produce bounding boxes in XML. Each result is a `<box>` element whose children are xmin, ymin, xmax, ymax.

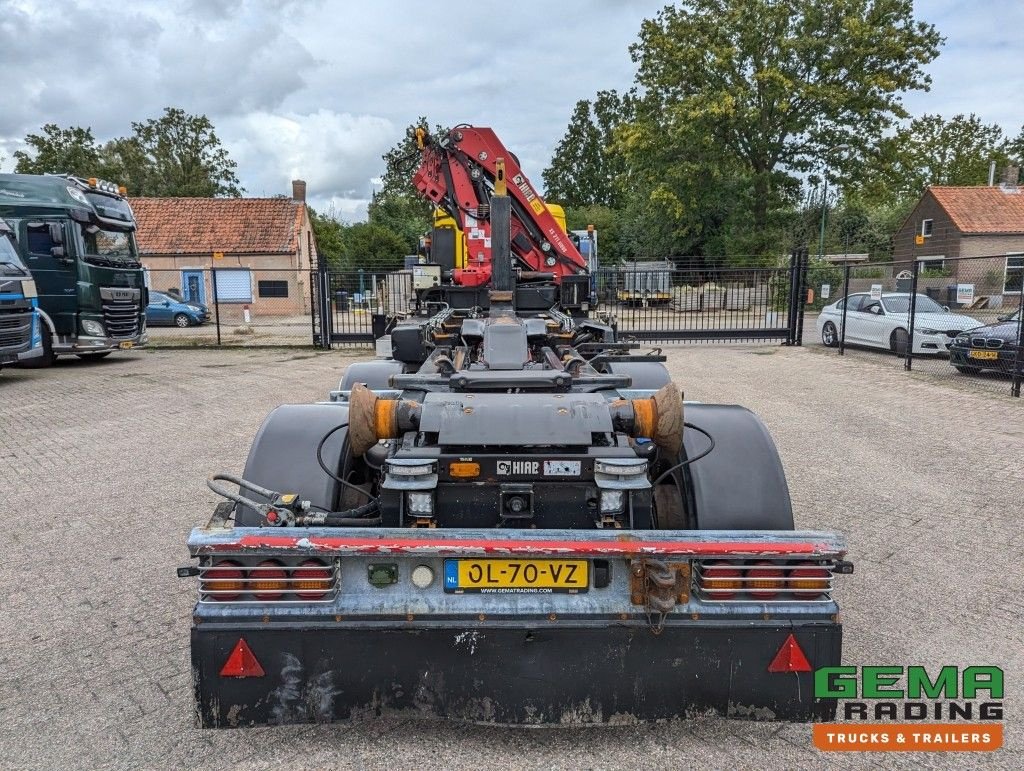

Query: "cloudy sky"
<box><xmin>1</xmin><ymin>0</ymin><xmax>1021</xmax><ymax>219</ymax></box>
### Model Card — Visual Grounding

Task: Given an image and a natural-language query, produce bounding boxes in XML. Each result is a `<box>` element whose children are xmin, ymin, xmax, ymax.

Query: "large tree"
<box><xmin>117</xmin><ymin>108</ymin><xmax>242</xmax><ymax>197</ymax></box>
<box><xmin>13</xmin><ymin>124</ymin><xmax>105</xmax><ymax>176</ymax></box>
<box><xmin>624</xmin><ymin>0</ymin><xmax>942</xmax><ymax>260</ymax></box>
<box><xmin>543</xmin><ymin>90</ymin><xmax>630</xmax><ymax>208</ymax></box>
<box><xmin>857</xmin><ymin>113</ymin><xmax>1011</xmax><ymax>204</ymax></box>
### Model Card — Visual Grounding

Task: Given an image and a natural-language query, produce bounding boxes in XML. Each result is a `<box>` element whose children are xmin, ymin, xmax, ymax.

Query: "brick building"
<box><xmin>131</xmin><ymin>180</ymin><xmax>317</xmax><ymax>320</ymax></box>
<box><xmin>892</xmin><ymin>177</ymin><xmax>1024</xmax><ymax>306</ymax></box>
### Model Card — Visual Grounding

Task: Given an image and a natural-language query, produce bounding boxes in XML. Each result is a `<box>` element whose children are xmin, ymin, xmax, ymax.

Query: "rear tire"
<box><xmin>18</xmin><ymin>326</ymin><xmax>55</xmax><ymax>368</ymax></box>
<box><xmin>890</xmin><ymin>328</ymin><xmax>909</xmax><ymax>356</ymax></box>
<box><xmin>821</xmin><ymin>321</ymin><xmax>838</xmax><ymax>347</ymax></box>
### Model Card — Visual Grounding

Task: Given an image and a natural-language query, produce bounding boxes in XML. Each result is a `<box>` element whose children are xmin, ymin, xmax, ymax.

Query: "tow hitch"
<box><xmin>631</xmin><ymin>558</ymin><xmax>691</xmax><ymax>632</ymax></box>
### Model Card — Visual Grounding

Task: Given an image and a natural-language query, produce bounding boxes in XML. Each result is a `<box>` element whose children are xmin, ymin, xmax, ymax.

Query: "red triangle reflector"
<box><xmin>768</xmin><ymin>633</ymin><xmax>812</xmax><ymax>673</ymax></box>
<box><xmin>219</xmin><ymin>637</ymin><xmax>265</xmax><ymax>678</ymax></box>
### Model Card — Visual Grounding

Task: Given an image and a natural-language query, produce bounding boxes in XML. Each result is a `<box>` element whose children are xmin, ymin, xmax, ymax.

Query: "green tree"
<box><xmin>625</xmin><ymin>0</ymin><xmax>942</xmax><ymax>261</ymax></box>
<box><xmin>308</xmin><ymin>208</ymin><xmax>346</xmax><ymax>268</ymax></box>
<box><xmin>367</xmin><ymin>118</ymin><xmax>445</xmax><ymax>243</ymax></box>
<box><xmin>117</xmin><ymin>108</ymin><xmax>242</xmax><ymax>197</ymax></box>
<box><xmin>543</xmin><ymin>91</ymin><xmax>630</xmax><ymax>207</ymax></box>
<box><xmin>339</xmin><ymin>222</ymin><xmax>407</xmax><ymax>270</ymax></box>
<box><xmin>858</xmin><ymin>113</ymin><xmax>1010</xmax><ymax>204</ymax></box>
<box><xmin>13</xmin><ymin>124</ymin><xmax>105</xmax><ymax>176</ymax></box>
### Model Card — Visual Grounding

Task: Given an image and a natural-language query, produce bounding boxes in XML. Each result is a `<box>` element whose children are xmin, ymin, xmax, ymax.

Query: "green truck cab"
<box><xmin>0</xmin><ymin>174</ymin><xmax>147</xmax><ymax>365</ymax></box>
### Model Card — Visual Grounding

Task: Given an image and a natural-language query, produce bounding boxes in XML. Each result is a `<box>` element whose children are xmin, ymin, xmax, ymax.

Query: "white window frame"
<box><xmin>1005</xmin><ymin>253</ymin><xmax>1024</xmax><ymax>294</ymax></box>
<box><xmin>917</xmin><ymin>255</ymin><xmax>945</xmax><ymax>272</ymax></box>
<box><xmin>920</xmin><ymin>219</ymin><xmax>933</xmax><ymax>237</ymax></box>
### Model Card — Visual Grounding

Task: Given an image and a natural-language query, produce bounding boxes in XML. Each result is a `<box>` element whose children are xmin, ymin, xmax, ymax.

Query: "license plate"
<box><xmin>444</xmin><ymin>559</ymin><xmax>588</xmax><ymax>594</ymax></box>
<box><xmin>118</xmin><ymin>341</ymin><xmax>133</xmax><ymax>350</ymax></box>
<box><xmin>969</xmin><ymin>350</ymin><xmax>998</xmax><ymax>360</ymax></box>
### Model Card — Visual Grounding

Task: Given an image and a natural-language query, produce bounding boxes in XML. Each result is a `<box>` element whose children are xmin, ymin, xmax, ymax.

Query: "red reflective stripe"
<box><xmin>231</xmin><ymin>534</ymin><xmax>824</xmax><ymax>556</ymax></box>
<box><xmin>219</xmin><ymin>638</ymin><xmax>265</xmax><ymax>678</ymax></box>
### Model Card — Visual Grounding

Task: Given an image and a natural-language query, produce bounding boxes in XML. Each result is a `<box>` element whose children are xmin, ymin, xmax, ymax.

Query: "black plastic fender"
<box><xmin>604</xmin><ymin>361</ymin><xmax>671</xmax><ymax>390</ymax></box>
<box><xmin>337</xmin><ymin>360</ymin><xmax>405</xmax><ymax>391</ymax></box>
<box><xmin>682</xmin><ymin>403</ymin><xmax>794</xmax><ymax>530</ymax></box>
<box><xmin>235</xmin><ymin>403</ymin><xmax>350</xmax><ymax>526</ymax></box>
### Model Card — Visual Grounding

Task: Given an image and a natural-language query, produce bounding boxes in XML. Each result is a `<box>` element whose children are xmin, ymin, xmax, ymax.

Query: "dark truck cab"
<box><xmin>0</xmin><ymin>174</ymin><xmax>147</xmax><ymax>365</ymax></box>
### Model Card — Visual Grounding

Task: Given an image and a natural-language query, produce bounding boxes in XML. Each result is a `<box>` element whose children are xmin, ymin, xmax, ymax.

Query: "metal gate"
<box><xmin>312</xmin><ymin>250</ymin><xmax>809</xmax><ymax>347</ymax></box>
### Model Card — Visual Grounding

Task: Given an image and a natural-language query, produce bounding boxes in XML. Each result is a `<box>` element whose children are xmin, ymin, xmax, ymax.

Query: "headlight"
<box><xmin>21</xmin><ymin>279</ymin><xmax>37</xmax><ymax>299</ymax></box>
<box><xmin>955</xmin><ymin>335</ymin><xmax>969</xmax><ymax>346</ymax></box>
<box><xmin>81</xmin><ymin>319</ymin><xmax>105</xmax><ymax>336</ymax></box>
<box><xmin>405</xmin><ymin>491</ymin><xmax>434</xmax><ymax>516</ymax></box>
<box><xmin>599</xmin><ymin>490</ymin><xmax>624</xmax><ymax>514</ymax></box>
<box><xmin>916</xmin><ymin>328</ymin><xmax>940</xmax><ymax>335</ymax></box>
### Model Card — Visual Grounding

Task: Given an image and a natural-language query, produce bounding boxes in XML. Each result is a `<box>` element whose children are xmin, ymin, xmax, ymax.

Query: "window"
<box><xmin>1006</xmin><ymin>255</ymin><xmax>1024</xmax><ymax>294</ymax></box>
<box><xmin>921</xmin><ymin>219</ymin><xmax>933</xmax><ymax>237</ymax></box>
<box><xmin>257</xmin><ymin>280</ymin><xmax>289</xmax><ymax>298</ymax></box>
<box><xmin>26</xmin><ymin>222</ymin><xmax>57</xmax><ymax>254</ymax></box>
<box><xmin>214</xmin><ymin>268</ymin><xmax>252</xmax><ymax>302</ymax></box>
<box><xmin>917</xmin><ymin>256</ymin><xmax>945</xmax><ymax>274</ymax></box>
<box><xmin>841</xmin><ymin>295</ymin><xmax>866</xmax><ymax>312</ymax></box>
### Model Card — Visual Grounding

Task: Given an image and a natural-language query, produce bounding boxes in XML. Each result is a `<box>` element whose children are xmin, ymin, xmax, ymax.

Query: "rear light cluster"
<box><xmin>200</xmin><ymin>558</ymin><xmax>339</xmax><ymax>603</ymax></box>
<box><xmin>692</xmin><ymin>559</ymin><xmax>834</xmax><ymax>603</ymax></box>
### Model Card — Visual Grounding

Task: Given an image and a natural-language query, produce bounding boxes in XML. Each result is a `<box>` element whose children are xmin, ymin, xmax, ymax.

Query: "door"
<box><xmin>22</xmin><ymin>220</ymin><xmax>77</xmax><ymax>339</ymax></box>
<box><xmin>856</xmin><ymin>298</ymin><xmax>888</xmax><ymax>348</ymax></box>
<box><xmin>147</xmin><ymin>292</ymin><xmax>171</xmax><ymax>324</ymax></box>
<box><xmin>181</xmin><ymin>270</ymin><xmax>206</xmax><ymax>305</ymax></box>
<box><xmin>839</xmin><ymin>294</ymin><xmax>868</xmax><ymax>343</ymax></box>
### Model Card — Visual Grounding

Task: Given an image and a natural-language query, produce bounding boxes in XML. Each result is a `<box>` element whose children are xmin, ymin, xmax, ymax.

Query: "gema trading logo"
<box><xmin>812</xmin><ymin>665</ymin><xmax>1004</xmax><ymax>752</ymax></box>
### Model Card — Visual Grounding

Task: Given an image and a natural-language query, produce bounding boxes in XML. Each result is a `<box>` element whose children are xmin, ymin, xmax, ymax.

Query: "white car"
<box><xmin>816</xmin><ymin>292</ymin><xmax>983</xmax><ymax>355</ymax></box>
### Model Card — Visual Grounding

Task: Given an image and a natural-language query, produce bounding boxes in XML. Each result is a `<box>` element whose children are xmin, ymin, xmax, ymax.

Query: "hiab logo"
<box><xmin>812</xmin><ymin>665</ymin><xmax>1004</xmax><ymax>752</ymax></box>
<box><xmin>496</xmin><ymin>460</ymin><xmax>539</xmax><ymax>475</ymax></box>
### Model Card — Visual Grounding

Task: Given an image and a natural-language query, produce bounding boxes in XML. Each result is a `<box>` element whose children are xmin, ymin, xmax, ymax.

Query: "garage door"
<box><xmin>215</xmin><ymin>269</ymin><xmax>252</xmax><ymax>302</ymax></box>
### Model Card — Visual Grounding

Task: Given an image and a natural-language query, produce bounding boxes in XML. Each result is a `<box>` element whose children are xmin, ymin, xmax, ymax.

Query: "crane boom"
<box><xmin>411</xmin><ymin>126</ymin><xmax>588</xmax><ymax>287</ymax></box>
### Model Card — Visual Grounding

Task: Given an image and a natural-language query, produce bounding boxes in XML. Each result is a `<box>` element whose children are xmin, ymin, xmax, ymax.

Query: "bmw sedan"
<box><xmin>145</xmin><ymin>290</ymin><xmax>211</xmax><ymax>327</ymax></box>
<box><xmin>816</xmin><ymin>292</ymin><xmax>983</xmax><ymax>355</ymax></box>
<box><xmin>948</xmin><ymin>309</ymin><xmax>1023</xmax><ymax>374</ymax></box>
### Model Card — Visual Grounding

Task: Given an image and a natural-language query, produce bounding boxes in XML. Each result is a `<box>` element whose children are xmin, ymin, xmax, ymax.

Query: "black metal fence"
<box><xmin>809</xmin><ymin>254</ymin><xmax>1024</xmax><ymax>398</ymax></box>
<box><xmin>312</xmin><ymin>251</ymin><xmax>810</xmax><ymax>348</ymax></box>
<box><xmin>144</xmin><ymin>268</ymin><xmax>312</xmax><ymax>347</ymax></box>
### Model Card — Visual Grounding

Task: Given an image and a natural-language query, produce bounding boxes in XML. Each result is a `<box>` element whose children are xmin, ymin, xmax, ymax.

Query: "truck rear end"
<box><xmin>186</xmin><ymin>519</ymin><xmax>848</xmax><ymax>726</ymax></box>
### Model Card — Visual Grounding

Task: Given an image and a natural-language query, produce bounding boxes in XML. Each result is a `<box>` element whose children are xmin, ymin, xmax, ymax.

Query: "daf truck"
<box><xmin>0</xmin><ymin>174</ymin><xmax>147</xmax><ymax>365</ymax></box>
<box><xmin>0</xmin><ymin>219</ymin><xmax>42</xmax><ymax>372</ymax></box>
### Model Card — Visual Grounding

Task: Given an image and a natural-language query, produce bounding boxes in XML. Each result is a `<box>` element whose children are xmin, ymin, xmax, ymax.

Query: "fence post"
<box><xmin>783</xmin><ymin>250</ymin><xmax>798</xmax><ymax>345</ymax></box>
<box><xmin>794</xmin><ymin>248</ymin><xmax>809</xmax><ymax>346</ymax></box>
<box><xmin>905</xmin><ymin>259</ymin><xmax>919</xmax><ymax>370</ymax></box>
<box><xmin>1012</xmin><ymin>287</ymin><xmax>1023</xmax><ymax>398</ymax></box>
<box><xmin>317</xmin><ymin>268</ymin><xmax>332</xmax><ymax>348</ymax></box>
<box><xmin>211</xmin><ymin>268</ymin><xmax>221</xmax><ymax>346</ymax></box>
<box><xmin>839</xmin><ymin>262</ymin><xmax>850</xmax><ymax>355</ymax></box>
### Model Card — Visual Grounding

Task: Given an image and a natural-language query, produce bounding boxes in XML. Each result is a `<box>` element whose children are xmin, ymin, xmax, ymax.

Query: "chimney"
<box><xmin>291</xmin><ymin>179</ymin><xmax>307</xmax><ymax>202</ymax></box>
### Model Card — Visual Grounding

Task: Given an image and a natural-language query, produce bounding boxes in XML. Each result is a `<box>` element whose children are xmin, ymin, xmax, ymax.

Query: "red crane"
<box><xmin>411</xmin><ymin>126</ymin><xmax>589</xmax><ymax>287</ymax></box>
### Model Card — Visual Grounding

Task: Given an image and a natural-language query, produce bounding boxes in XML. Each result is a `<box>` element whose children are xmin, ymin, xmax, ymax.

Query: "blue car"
<box><xmin>146</xmin><ymin>290</ymin><xmax>211</xmax><ymax>327</ymax></box>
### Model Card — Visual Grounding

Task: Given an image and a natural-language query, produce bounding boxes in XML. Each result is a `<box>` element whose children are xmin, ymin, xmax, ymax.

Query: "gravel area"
<box><xmin>0</xmin><ymin>344</ymin><xmax>1020</xmax><ymax>770</ymax></box>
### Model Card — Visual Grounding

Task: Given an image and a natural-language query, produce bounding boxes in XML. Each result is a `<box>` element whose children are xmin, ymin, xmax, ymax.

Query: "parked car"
<box><xmin>948</xmin><ymin>309</ymin><xmax>1023</xmax><ymax>375</ymax></box>
<box><xmin>145</xmin><ymin>290</ymin><xmax>211</xmax><ymax>327</ymax></box>
<box><xmin>816</xmin><ymin>292</ymin><xmax>983</xmax><ymax>355</ymax></box>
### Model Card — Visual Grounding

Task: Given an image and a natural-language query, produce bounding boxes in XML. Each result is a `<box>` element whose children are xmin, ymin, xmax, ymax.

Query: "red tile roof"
<box><xmin>130</xmin><ymin>197</ymin><xmax>305</xmax><ymax>255</ymax></box>
<box><xmin>928</xmin><ymin>186</ymin><xmax>1024</xmax><ymax>234</ymax></box>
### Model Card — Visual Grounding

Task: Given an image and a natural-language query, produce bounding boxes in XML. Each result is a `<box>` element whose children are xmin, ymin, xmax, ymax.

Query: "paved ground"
<box><xmin>0</xmin><ymin>344</ymin><xmax>1020</xmax><ymax>770</ymax></box>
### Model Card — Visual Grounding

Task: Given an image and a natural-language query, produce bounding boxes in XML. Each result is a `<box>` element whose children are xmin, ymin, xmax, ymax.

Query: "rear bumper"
<box><xmin>192</xmin><ymin>620</ymin><xmax>841</xmax><ymax>727</ymax></box>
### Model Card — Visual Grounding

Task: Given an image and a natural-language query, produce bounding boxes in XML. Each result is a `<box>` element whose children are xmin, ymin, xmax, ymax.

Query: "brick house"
<box><xmin>892</xmin><ymin>180</ymin><xmax>1024</xmax><ymax>307</ymax></box>
<box><xmin>131</xmin><ymin>180</ymin><xmax>317</xmax><ymax>320</ymax></box>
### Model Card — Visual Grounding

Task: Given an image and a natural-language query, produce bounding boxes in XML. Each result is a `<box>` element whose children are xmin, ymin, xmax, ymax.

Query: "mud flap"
<box><xmin>192</xmin><ymin>622</ymin><xmax>841</xmax><ymax>727</ymax></box>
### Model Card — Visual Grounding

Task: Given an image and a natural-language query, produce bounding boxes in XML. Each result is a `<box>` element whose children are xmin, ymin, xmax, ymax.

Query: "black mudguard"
<box><xmin>604</xmin><ymin>361</ymin><xmax>671</xmax><ymax>389</ymax></box>
<box><xmin>683</xmin><ymin>403</ymin><xmax>794</xmax><ymax>530</ymax></box>
<box><xmin>337</xmin><ymin>360</ymin><xmax>405</xmax><ymax>391</ymax></box>
<box><xmin>235</xmin><ymin>404</ymin><xmax>350</xmax><ymax>525</ymax></box>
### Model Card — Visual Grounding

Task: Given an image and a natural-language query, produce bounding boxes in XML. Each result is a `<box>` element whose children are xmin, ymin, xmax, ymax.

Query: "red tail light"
<box><xmin>206</xmin><ymin>560</ymin><xmax>244</xmax><ymax>601</ymax></box>
<box><xmin>294</xmin><ymin>559</ymin><xmax>333</xmax><ymax>600</ymax></box>
<box><xmin>747</xmin><ymin>560</ymin><xmax>784</xmax><ymax>599</ymax></box>
<box><xmin>702</xmin><ymin>560</ymin><xmax>742</xmax><ymax>599</ymax></box>
<box><xmin>252</xmin><ymin>559</ymin><xmax>287</xmax><ymax>600</ymax></box>
<box><xmin>789</xmin><ymin>561</ymin><xmax>829</xmax><ymax>599</ymax></box>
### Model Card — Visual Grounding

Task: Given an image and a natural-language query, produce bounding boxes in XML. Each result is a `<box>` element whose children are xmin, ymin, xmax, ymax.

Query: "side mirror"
<box><xmin>48</xmin><ymin>223</ymin><xmax>64</xmax><ymax>245</ymax></box>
